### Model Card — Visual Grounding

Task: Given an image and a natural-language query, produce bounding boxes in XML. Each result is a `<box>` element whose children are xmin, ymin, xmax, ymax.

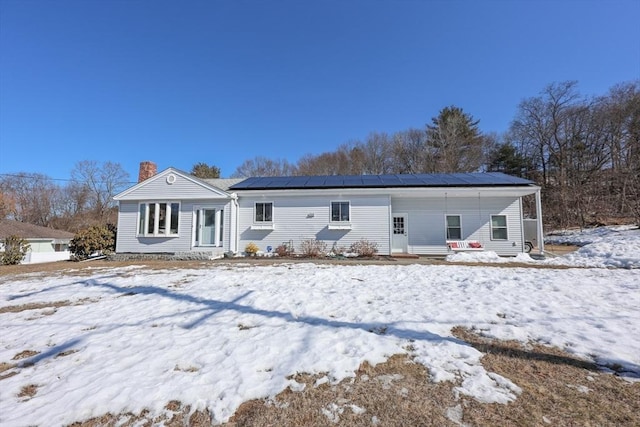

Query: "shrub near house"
<box><xmin>1</xmin><ymin>235</ymin><xmax>30</xmax><ymax>265</ymax></box>
<box><xmin>70</xmin><ymin>225</ymin><xmax>115</xmax><ymax>261</ymax></box>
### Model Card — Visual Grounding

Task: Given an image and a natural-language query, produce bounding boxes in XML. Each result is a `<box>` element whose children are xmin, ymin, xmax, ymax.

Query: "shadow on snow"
<box><xmin>10</xmin><ymin>275</ymin><xmax>640</xmax><ymax>377</ymax></box>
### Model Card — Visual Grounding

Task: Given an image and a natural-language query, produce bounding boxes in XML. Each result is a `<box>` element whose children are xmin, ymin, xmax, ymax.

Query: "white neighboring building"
<box><xmin>113</xmin><ymin>163</ymin><xmax>544</xmax><ymax>258</ymax></box>
<box><xmin>0</xmin><ymin>220</ymin><xmax>74</xmax><ymax>264</ymax></box>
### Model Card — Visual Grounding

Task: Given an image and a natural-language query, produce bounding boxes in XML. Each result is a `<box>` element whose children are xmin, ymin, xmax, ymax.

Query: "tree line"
<box><xmin>1</xmin><ymin>80</ymin><xmax>637</xmax><ymax>231</ymax></box>
<box><xmin>231</xmin><ymin>80</ymin><xmax>639</xmax><ymax>228</ymax></box>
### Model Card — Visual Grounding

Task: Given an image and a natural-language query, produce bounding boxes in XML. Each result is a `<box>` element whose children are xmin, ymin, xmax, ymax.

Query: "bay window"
<box><xmin>139</xmin><ymin>202</ymin><xmax>180</xmax><ymax>236</ymax></box>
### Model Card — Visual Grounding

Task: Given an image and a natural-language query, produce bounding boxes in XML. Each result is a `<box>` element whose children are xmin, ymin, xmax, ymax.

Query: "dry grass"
<box><xmin>0</xmin><ymin>300</ymin><xmax>72</xmax><ymax>314</ymax></box>
<box><xmin>0</xmin><ymin>362</ymin><xmax>18</xmax><ymax>381</ymax></box>
<box><xmin>11</xmin><ymin>350</ymin><xmax>40</xmax><ymax>360</ymax></box>
<box><xmin>0</xmin><ymin>246</ymin><xmax>581</xmax><ymax>281</ymax></box>
<box><xmin>65</xmin><ymin>328</ymin><xmax>639</xmax><ymax>426</ymax></box>
<box><xmin>451</xmin><ymin>327</ymin><xmax>640</xmax><ymax>426</ymax></box>
<box><xmin>68</xmin><ymin>401</ymin><xmax>212</xmax><ymax>427</ymax></box>
<box><xmin>224</xmin><ymin>354</ymin><xmax>456</xmax><ymax>427</ymax></box>
<box><xmin>17</xmin><ymin>384</ymin><xmax>38</xmax><ymax>398</ymax></box>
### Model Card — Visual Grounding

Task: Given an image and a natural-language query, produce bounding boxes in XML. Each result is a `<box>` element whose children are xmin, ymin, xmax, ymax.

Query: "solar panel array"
<box><xmin>229</xmin><ymin>172</ymin><xmax>534</xmax><ymax>190</ymax></box>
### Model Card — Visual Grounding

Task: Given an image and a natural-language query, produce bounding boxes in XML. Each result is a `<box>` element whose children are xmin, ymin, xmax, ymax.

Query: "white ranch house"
<box><xmin>113</xmin><ymin>165</ymin><xmax>543</xmax><ymax>258</ymax></box>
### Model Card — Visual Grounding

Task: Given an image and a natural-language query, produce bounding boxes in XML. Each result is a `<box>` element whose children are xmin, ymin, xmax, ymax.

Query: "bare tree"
<box><xmin>596</xmin><ymin>81</ymin><xmax>640</xmax><ymax>223</ymax></box>
<box><xmin>361</xmin><ymin>132</ymin><xmax>393</xmax><ymax>174</ymax></box>
<box><xmin>49</xmin><ymin>182</ymin><xmax>93</xmax><ymax>232</ymax></box>
<box><xmin>391</xmin><ymin>128</ymin><xmax>429</xmax><ymax>173</ymax></box>
<box><xmin>297</xmin><ymin>151</ymin><xmax>349</xmax><ymax>175</ymax></box>
<box><xmin>0</xmin><ymin>191</ymin><xmax>15</xmax><ymax>220</ymax></box>
<box><xmin>71</xmin><ymin>161</ymin><xmax>130</xmax><ymax>223</ymax></box>
<box><xmin>508</xmin><ymin>80</ymin><xmax>640</xmax><ymax>227</ymax></box>
<box><xmin>296</xmin><ymin>141</ymin><xmax>368</xmax><ymax>175</ymax></box>
<box><xmin>232</xmin><ymin>156</ymin><xmax>297</xmax><ymax>178</ymax></box>
<box><xmin>0</xmin><ymin>173</ymin><xmax>57</xmax><ymax>225</ymax></box>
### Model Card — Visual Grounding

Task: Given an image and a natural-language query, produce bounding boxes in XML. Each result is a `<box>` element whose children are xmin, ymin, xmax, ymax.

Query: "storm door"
<box><xmin>195</xmin><ymin>208</ymin><xmax>222</xmax><ymax>246</ymax></box>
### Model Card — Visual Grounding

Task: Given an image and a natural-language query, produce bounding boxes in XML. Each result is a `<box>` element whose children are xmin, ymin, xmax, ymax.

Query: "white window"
<box><xmin>255</xmin><ymin>202</ymin><xmax>273</xmax><ymax>223</ymax></box>
<box><xmin>331</xmin><ymin>201</ymin><xmax>350</xmax><ymax>222</ymax></box>
<box><xmin>491</xmin><ymin>215</ymin><xmax>508</xmax><ymax>240</ymax></box>
<box><xmin>446</xmin><ymin>215</ymin><xmax>462</xmax><ymax>240</ymax></box>
<box><xmin>138</xmin><ymin>202</ymin><xmax>180</xmax><ymax>236</ymax></box>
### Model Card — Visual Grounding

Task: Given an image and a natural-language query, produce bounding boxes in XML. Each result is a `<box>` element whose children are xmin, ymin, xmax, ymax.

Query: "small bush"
<box><xmin>1</xmin><ymin>235</ymin><xmax>30</xmax><ymax>265</ymax></box>
<box><xmin>69</xmin><ymin>225</ymin><xmax>115</xmax><ymax>261</ymax></box>
<box><xmin>275</xmin><ymin>241</ymin><xmax>295</xmax><ymax>257</ymax></box>
<box><xmin>244</xmin><ymin>242</ymin><xmax>259</xmax><ymax>256</ymax></box>
<box><xmin>349</xmin><ymin>239</ymin><xmax>378</xmax><ymax>257</ymax></box>
<box><xmin>275</xmin><ymin>245</ymin><xmax>290</xmax><ymax>257</ymax></box>
<box><xmin>329</xmin><ymin>242</ymin><xmax>347</xmax><ymax>257</ymax></box>
<box><xmin>299</xmin><ymin>239</ymin><xmax>327</xmax><ymax>258</ymax></box>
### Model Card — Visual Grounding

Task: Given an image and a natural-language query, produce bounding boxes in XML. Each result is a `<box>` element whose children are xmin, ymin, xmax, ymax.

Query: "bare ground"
<box><xmin>0</xmin><ymin>244</ymin><xmax>580</xmax><ymax>280</ymax></box>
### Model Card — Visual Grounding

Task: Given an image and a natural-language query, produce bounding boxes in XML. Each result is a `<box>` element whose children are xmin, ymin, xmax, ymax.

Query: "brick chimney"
<box><xmin>138</xmin><ymin>161</ymin><xmax>157</xmax><ymax>182</ymax></box>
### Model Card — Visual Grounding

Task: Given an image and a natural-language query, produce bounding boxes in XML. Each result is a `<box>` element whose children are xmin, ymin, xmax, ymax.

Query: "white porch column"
<box><xmin>214</xmin><ymin>209</ymin><xmax>222</xmax><ymax>247</ymax></box>
<box><xmin>535</xmin><ymin>189</ymin><xmax>545</xmax><ymax>255</ymax></box>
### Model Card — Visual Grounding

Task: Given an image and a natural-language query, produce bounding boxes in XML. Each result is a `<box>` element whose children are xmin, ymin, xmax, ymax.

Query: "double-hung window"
<box><xmin>446</xmin><ymin>215</ymin><xmax>462</xmax><ymax>240</ymax></box>
<box><xmin>138</xmin><ymin>202</ymin><xmax>180</xmax><ymax>236</ymax></box>
<box><xmin>255</xmin><ymin>202</ymin><xmax>273</xmax><ymax>223</ymax></box>
<box><xmin>331</xmin><ymin>201</ymin><xmax>350</xmax><ymax>222</ymax></box>
<box><xmin>491</xmin><ymin>215</ymin><xmax>508</xmax><ymax>240</ymax></box>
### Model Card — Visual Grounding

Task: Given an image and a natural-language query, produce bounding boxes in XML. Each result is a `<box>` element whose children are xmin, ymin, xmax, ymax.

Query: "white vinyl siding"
<box><xmin>237</xmin><ymin>194</ymin><xmax>389</xmax><ymax>255</ymax></box>
<box><xmin>117</xmin><ymin>200</ymin><xmax>232</xmax><ymax>254</ymax></box>
<box><xmin>116</xmin><ymin>171</ymin><xmax>230</xmax><ymax>201</ymax></box>
<box><xmin>391</xmin><ymin>196</ymin><xmax>524</xmax><ymax>256</ymax></box>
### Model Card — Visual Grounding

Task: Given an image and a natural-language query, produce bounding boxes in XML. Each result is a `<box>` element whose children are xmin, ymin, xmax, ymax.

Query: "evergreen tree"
<box><xmin>426</xmin><ymin>106</ymin><xmax>485</xmax><ymax>172</ymax></box>
<box><xmin>191</xmin><ymin>163</ymin><xmax>221</xmax><ymax>179</ymax></box>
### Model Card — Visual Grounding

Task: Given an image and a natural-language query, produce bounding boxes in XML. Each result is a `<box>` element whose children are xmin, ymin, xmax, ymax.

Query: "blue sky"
<box><xmin>1</xmin><ymin>0</ymin><xmax>638</xmax><ymax>181</ymax></box>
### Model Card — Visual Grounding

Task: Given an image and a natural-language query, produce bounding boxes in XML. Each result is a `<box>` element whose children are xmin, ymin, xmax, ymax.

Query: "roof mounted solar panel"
<box><xmin>228</xmin><ymin>172</ymin><xmax>534</xmax><ymax>190</ymax></box>
<box><xmin>323</xmin><ymin>175</ymin><xmax>344</xmax><ymax>187</ymax></box>
<box><xmin>397</xmin><ymin>175</ymin><xmax>423</xmax><ymax>186</ymax></box>
<box><xmin>342</xmin><ymin>176</ymin><xmax>362</xmax><ymax>186</ymax></box>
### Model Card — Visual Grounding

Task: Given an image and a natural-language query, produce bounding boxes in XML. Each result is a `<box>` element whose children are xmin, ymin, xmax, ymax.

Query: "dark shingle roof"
<box><xmin>0</xmin><ymin>220</ymin><xmax>75</xmax><ymax>240</ymax></box>
<box><xmin>229</xmin><ymin>172</ymin><xmax>534</xmax><ymax>190</ymax></box>
<box><xmin>202</xmin><ymin>178</ymin><xmax>246</xmax><ymax>191</ymax></box>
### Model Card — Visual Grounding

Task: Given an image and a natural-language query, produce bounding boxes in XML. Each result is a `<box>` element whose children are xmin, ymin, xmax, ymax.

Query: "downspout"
<box><xmin>535</xmin><ymin>188</ymin><xmax>545</xmax><ymax>255</ymax></box>
<box><xmin>388</xmin><ymin>194</ymin><xmax>392</xmax><ymax>256</ymax></box>
<box><xmin>115</xmin><ymin>200</ymin><xmax>122</xmax><ymax>253</ymax></box>
<box><xmin>231</xmin><ymin>193</ymin><xmax>239</xmax><ymax>254</ymax></box>
<box><xmin>519</xmin><ymin>196</ymin><xmax>526</xmax><ymax>253</ymax></box>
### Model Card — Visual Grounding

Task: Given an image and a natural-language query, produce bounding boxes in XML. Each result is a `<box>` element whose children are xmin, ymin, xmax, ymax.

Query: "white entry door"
<box><xmin>195</xmin><ymin>208</ymin><xmax>221</xmax><ymax>246</ymax></box>
<box><xmin>392</xmin><ymin>214</ymin><xmax>408</xmax><ymax>253</ymax></box>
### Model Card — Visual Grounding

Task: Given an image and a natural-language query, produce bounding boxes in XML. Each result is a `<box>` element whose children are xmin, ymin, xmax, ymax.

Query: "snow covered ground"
<box><xmin>1</xmin><ymin>226</ymin><xmax>639</xmax><ymax>426</ymax></box>
<box><xmin>447</xmin><ymin>224</ymin><xmax>640</xmax><ymax>269</ymax></box>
